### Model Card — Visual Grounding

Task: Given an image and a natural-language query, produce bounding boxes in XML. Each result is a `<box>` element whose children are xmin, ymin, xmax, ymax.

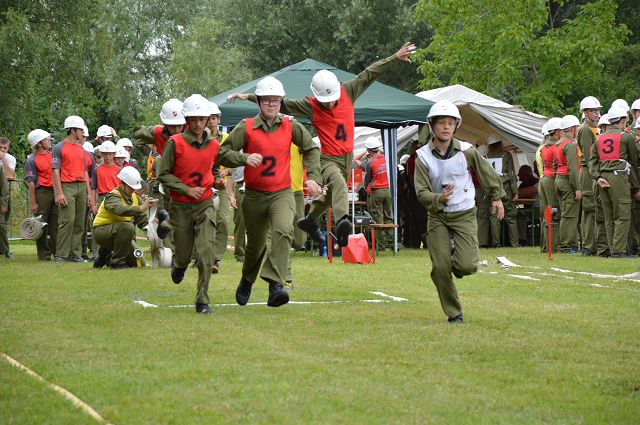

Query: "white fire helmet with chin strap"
<box><xmin>209</xmin><ymin>101</ymin><xmax>221</xmax><ymax>116</ymax></box>
<box><xmin>116</xmin><ymin>138</ymin><xmax>133</xmax><ymax>149</ymax></box>
<box><xmin>611</xmin><ymin>98</ymin><xmax>630</xmax><ymax>112</ymax></box>
<box><xmin>115</xmin><ymin>147</ymin><xmax>129</xmax><ymax>161</ymax></box>
<box><xmin>631</xmin><ymin>99</ymin><xmax>640</xmax><ymax>112</ymax></box>
<box><xmin>364</xmin><ymin>136</ymin><xmax>382</xmax><ymax>151</ymax></box>
<box><xmin>546</xmin><ymin>117</ymin><xmax>563</xmax><ymax>134</ymax></box>
<box><xmin>255</xmin><ymin>77</ymin><xmax>286</xmax><ymax>97</ymax></box>
<box><xmin>607</xmin><ymin>106</ymin><xmax>628</xmax><ymax>123</ymax></box>
<box><xmin>579</xmin><ymin>96</ymin><xmax>602</xmax><ymax>111</ymax></box>
<box><xmin>100</xmin><ymin>141</ymin><xmax>117</xmax><ymax>153</ymax></box>
<box><xmin>82</xmin><ymin>125</ymin><xmax>90</xmax><ymax>138</ymax></box>
<box><xmin>96</xmin><ymin>125</ymin><xmax>113</xmax><ymax>138</ymax></box>
<box><xmin>427</xmin><ymin>100</ymin><xmax>461</xmax><ymax>128</ymax></box>
<box><xmin>160</xmin><ymin>98</ymin><xmax>186</xmax><ymax>125</ymax></box>
<box><xmin>541</xmin><ymin>122</ymin><xmax>548</xmax><ymax>136</ymax></box>
<box><xmin>182</xmin><ymin>94</ymin><xmax>213</xmax><ymax>117</ymax></box>
<box><xmin>597</xmin><ymin>114</ymin><xmax>610</xmax><ymax>126</ymax></box>
<box><xmin>63</xmin><ymin>115</ymin><xmax>85</xmax><ymax>130</ymax></box>
<box><xmin>27</xmin><ymin>129</ymin><xmax>51</xmax><ymax>148</ymax></box>
<box><xmin>561</xmin><ymin>115</ymin><xmax>580</xmax><ymax>130</ymax></box>
<box><xmin>82</xmin><ymin>142</ymin><xmax>94</xmax><ymax>153</ymax></box>
<box><xmin>117</xmin><ymin>167</ymin><xmax>142</xmax><ymax>190</ymax></box>
<box><xmin>310</xmin><ymin>70</ymin><xmax>340</xmax><ymax>103</ymax></box>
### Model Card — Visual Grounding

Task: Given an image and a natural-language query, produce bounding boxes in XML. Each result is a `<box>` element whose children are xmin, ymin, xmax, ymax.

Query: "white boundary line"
<box><xmin>133</xmin><ymin>291</ymin><xmax>409</xmax><ymax>309</ymax></box>
<box><xmin>1</xmin><ymin>353</ymin><xmax>112</xmax><ymax>424</ymax></box>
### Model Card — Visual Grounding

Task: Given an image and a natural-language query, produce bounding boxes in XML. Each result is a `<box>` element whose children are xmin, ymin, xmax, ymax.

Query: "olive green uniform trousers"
<box><xmin>170</xmin><ymin>199</ymin><xmax>216</xmax><ymax>305</ymax></box>
<box><xmin>475</xmin><ymin>186</ymin><xmax>491</xmax><ymax>247</ymax></box>
<box><xmin>427</xmin><ymin>208</ymin><xmax>479</xmax><ymax>320</ymax></box>
<box><xmin>538</xmin><ymin>176</ymin><xmax>559</xmax><ymax>252</ymax></box>
<box><xmin>308</xmin><ymin>153</ymin><xmax>352</xmax><ymax>223</ymax></box>
<box><xmin>555</xmin><ymin>176</ymin><xmax>580</xmax><ymax>252</ymax></box>
<box><xmin>233</xmin><ymin>184</ymin><xmax>245</xmax><ymax>261</ymax></box>
<box><xmin>93</xmin><ymin>222</ymin><xmax>136</xmax><ymax>266</ymax></box>
<box><xmin>242</xmin><ymin>188</ymin><xmax>295</xmax><ymax>286</ymax></box>
<box><xmin>57</xmin><ymin>182</ymin><xmax>88</xmax><ymax>258</ymax></box>
<box><xmin>579</xmin><ymin>168</ymin><xmax>596</xmax><ymax>254</ymax></box>
<box><xmin>593</xmin><ymin>183</ymin><xmax>610</xmax><ymax>256</ymax></box>
<box><xmin>490</xmin><ymin>197</ymin><xmax>518</xmax><ymax>247</ymax></box>
<box><xmin>35</xmin><ymin>187</ymin><xmax>58</xmax><ymax>260</ymax></box>
<box><xmin>368</xmin><ymin>187</ymin><xmax>392</xmax><ymax>250</ymax></box>
<box><xmin>213</xmin><ymin>188</ymin><xmax>231</xmax><ymax>262</ymax></box>
<box><xmin>600</xmin><ymin>173</ymin><xmax>632</xmax><ymax>255</ymax></box>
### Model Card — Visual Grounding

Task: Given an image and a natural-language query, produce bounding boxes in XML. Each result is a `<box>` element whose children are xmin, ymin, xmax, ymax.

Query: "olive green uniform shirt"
<box><xmin>589</xmin><ymin>125</ymin><xmax>640</xmax><ymax>191</ymax></box>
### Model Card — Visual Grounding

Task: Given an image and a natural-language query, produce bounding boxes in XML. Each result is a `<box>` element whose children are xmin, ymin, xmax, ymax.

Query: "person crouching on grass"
<box><xmin>414</xmin><ymin>100</ymin><xmax>505</xmax><ymax>324</ymax></box>
<box><xmin>157</xmin><ymin>94</ymin><xmax>262</xmax><ymax>314</ymax></box>
<box><xmin>92</xmin><ymin>167</ymin><xmax>155</xmax><ymax>269</ymax></box>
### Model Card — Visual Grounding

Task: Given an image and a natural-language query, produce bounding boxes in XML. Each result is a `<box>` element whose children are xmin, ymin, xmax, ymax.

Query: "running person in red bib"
<box><xmin>223</xmin><ymin>77</ymin><xmax>322</xmax><ymax>308</ymax></box>
<box><xmin>157</xmin><ymin>94</ymin><xmax>262</xmax><ymax>314</ymax></box>
<box><xmin>228</xmin><ymin>42</ymin><xmax>416</xmax><ymax>247</ymax></box>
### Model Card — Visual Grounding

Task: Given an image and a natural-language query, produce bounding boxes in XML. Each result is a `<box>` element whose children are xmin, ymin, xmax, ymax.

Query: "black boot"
<box><xmin>93</xmin><ymin>248</ymin><xmax>111</xmax><ymax>269</ymax></box>
<box><xmin>171</xmin><ymin>266</ymin><xmax>187</xmax><ymax>284</ymax></box>
<box><xmin>267</xmin><ymin>281</ymin><xmax>289</xmax><ymax>308</ymax></box>
<box><xmin>235</xmin><ymin>277</ymin><xmax>254</xmax><ymax>306</ymax></box>
<box><xmin>195</xmin><ymin>303</ymin><xmax>214</xmax><ymax>314</ymax></box>
<box><xmin>335</xmin><ymin>216</ymin><xmax>351</xmax><ymax>247</ymax></box>
<box><xmin>297</xmin><ymin>216</ymin><xmax>326</xmax><ymax>243</ymax></box>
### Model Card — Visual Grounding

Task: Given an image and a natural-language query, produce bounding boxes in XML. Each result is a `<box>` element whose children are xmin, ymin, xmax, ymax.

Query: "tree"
<box><xmin>413</xmin><ymin>0</ymin><xmax>630</xmax><ymax>115</ymax></box>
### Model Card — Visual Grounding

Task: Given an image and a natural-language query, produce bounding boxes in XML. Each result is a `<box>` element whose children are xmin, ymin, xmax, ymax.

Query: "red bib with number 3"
<box><xmin>309</xmin><ymin>86</ymin><xmax>355</xmax><ymax>156</ymax></box>
<box><xmin>597</xmin><ymin>133</ymin><xmax>621</xmax><ymax>161</ymax></box>
<box><xmin>244</xmin><ymin>117</ymin><xmax>292</xmax><ymax>192</ymax></box>
<box><xmin>169</xmin><ymin>134</ymin><xmax>219</xmax><ymax>203</ymax></box>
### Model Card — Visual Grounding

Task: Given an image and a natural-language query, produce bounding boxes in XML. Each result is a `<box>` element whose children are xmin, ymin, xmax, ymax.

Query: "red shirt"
<box><xmin>25</xmin><ymin>151</ymin><xmax>53</xmax><ymax>188</ymax></box>
<box><xmin>370</xmin><ymin>153</ymin><xmax>389</xmax><ymax>189</ymax></box>
<box><xmin>244</xmin><ymin>117</ymin><xmax>293</xmax><ymax>192</ymax></box>
<box><xmin>309</xmin><ymin>86</ymin><xmax>355</xmax><ymax>156</ymax></box>
<box><xmin>94</xmin><ymin>164</ymin><xmax>121</xmax><ymax>195</ymax></box>
<box><xmin>169</xmin><ymin>134</ymin><xmax>219</xmax><ymax>203</ymax></box>
<box><xmin>52</xmin><ymin>140</ymin><xmax>87</xmax><ymax>183</ymax></box>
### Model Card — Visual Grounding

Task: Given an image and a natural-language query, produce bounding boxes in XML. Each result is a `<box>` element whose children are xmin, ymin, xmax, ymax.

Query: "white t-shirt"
<box><xmin>0</xmin><ymin>152</ymin><xmax>16</xmax><ymax>171</ymax></box>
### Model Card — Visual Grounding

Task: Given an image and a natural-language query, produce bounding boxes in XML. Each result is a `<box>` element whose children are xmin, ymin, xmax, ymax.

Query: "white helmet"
<box><xmin>561</xmin><ymin>115</ymin><xmax>580</xmax><ymax>130</ymax></box>
<box><xmin>255</xmin><ymin>76</ymin><xmax>286</xmax><ymax>97</ymax></box>
<box><xmin>99</xmin><ymin>141</ymin><xmax>117</xmax><ymax>153</ymax></box>
<box><xmin>27</xmin><ymin>129</ymin><xmax>51</xmax><ymax>148</ymax></box>
<box><xmin>399</xmin><ymin>154</ymin><xmax>410</xmax><ymax>165</ymax></box>
<box><xmin>597</xmin><ymin>114</ymin><xmax>610</xmax><ymax>126</ymax></box>
<box><xmin>310</xmin><ymin>70</ymin><xmax>340</xmax><ymax>103</ymax></box>
<box><xmin>579</xmin><ymin>96</ymin><xmax>601</xmax><ymax>111</ymax></box>
<box><xmin>182</xmin><ymin>94</ymin><xmax>212</xmax><ymax>117</ymax></box>
<box><xmin>82</xmin><ymin>125</ymin><xmax>90</xmax><ymax>137</ymax></box>
<box><xmin>541</xmin><ymin>122</ymin><xmax>548</xmax><ymax>136</ymax></box>
<box><xmin>634</xmin><ymin>117</ymin><xmax>640</xmax><ymax>129</ymax></box>
<box><xmin>160</xmin><ymin>98</ymin><xmax>186</xmax><ymax>125</ymax></box>
<box><xmin>546</xmin><ymin>117</ymin><xmax>563</xmax><ymax>133</ymax></box>
<box><xmin>114</xmin><ymin>146</ymin><xmax>129</xmax><ymax>160</ymax></box>
<box><xmin>116</xmin><ymin>138</ymin><xmax>133</xmax><ymax>149</ymax></box>
<box><xmin>82</xmin><ymin>142</ymin><xmax>94</xmax><ymax>153</ymax></box>
<box><xmin>631</xmin><ymin>99</ymin><xmax>640</xmax><ymax>111</ymax></box>
<box><xmin>427</xmin><ymin>100</ymin><xmax>461</xmax><ymax>128</ymax></box>
<box><xmin>607</xmin><ymin>106</ymin><xmax>628</xmax><ymax>122</ymax></box>
<box><xmin>364</xmin><ymin>137</ymin><xmax>382</xmax><ymax>150</ymax></box>
<box><xmin>611</xmin><ymin>98</ymin><xmax>630</xmax><ymax>112</ymax></box>
<box><xmin>209</xmin><ymin>101</ymin><xmax>221</xmax><ymax>116</ymax></box>
<box><xmin>63</xmin><ymin>115</ymin><xmax>85</xmax><ymax>130</ymax></box>
<box><xmin>96</xmin><ymin>125</ymin><xmax>113</xmax><ymax>138</ymax></box>
<box><xmin>117</xmin><ymin>167</ymin><xmax>142</xmax><ymax>190</ymax></box>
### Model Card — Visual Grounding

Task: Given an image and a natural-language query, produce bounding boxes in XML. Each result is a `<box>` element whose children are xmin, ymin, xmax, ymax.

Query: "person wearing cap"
<box><xmin>95</xmin><ymin>125</ymin><xmax>119</xmax><ymax>144</ymax></box>
<box><xmin>24</xmin><ymin>130</ymin><xmax>58</xmax><ymax>260</ymax></box>
<box><xmin>222</xmin><ymin>78</ymin><xmax>323</xmax><ymax>309</ymax></box>
<box><xmin>114</xmin><ymin>147</ymin><xmax>129</xmax><ymax>168</ymax></box>
<box><xmin>576</xmin><ymin>97</ymin><xmax>601</xmax><ymax>256</ymax></box>
<box><xmin>52</xmin><ymin>116</ymin><xmax>93</xmax><ymax>263</ymax></box>
<box><xmin>0</xmin><ymin>165</ymin><xmax>7</xmax><ymax>258</ymax></box>
<box><xmin>229</xmin><ymin>42</ymin><xmax>416</xmax><ymax>249</ymax></box>
<box><xmin>414</xmin><ymin>100</ymin><xmax>504</xmax><ymax>324</ymax></box>
<box><xmin>486</xmin><ymin>136</ymin><xmax>519</xmax><ymax>247</ymax></box>
<box><xmin>538</xmin><ymin>119</ymin><xmax>561</xmax><ymax>253</ymax></box>
<box><xmin>115</xmin><ymin>138</ymin><xmax>139</xmax><ymax>169</ymax></box>
<box><xmin>553</xmin><ymin>115</ymin><xmax>582</xmax><ymax>253</ymax></box>
<box><xmin>92</xmin><ymin>167</ymin><xmax>155</xmax><ymax>269</ymax></box>
<box><xmin>360</xmin><ymin>137</ymin><xmax>393</xmax><ymax>250</ymax></box>
<box><xmin>157</xmin><ymin>94</ymin><xmax>262</xmax><ymax>314</ymax></box>
<box><xmin>206</xmin><ymin>101</ymin><xmax>232</xmax><ymax>274</ymax></box>
<box><xmin>589</xmin><ymin>105</ymin><xmax>640</xmax><ymax>258</ymax></box>
<box><xmin>91</xmin><ymin>141</ymin><xmax>121</xmax><ymax>208</ymax></box>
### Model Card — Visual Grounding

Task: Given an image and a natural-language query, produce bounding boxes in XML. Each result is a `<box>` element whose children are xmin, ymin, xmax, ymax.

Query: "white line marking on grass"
<box><xmin>1</xmin><ymin>353</ymin><xmax>113</xmax><ymax>425</ymax></box>
<box><xmin>550</xmin><ymin>268</ymin><xmax>640</xmax><ymax>283</ymax></box>
<box><xmin>508</xmin><ymin>275</ymin><xmax>540</xmax><ymax>281</ymax></box>
<box><xmin>369</xmin><ymin>291</ymin><xmax>408</xmax><ymax>301</ymax></box>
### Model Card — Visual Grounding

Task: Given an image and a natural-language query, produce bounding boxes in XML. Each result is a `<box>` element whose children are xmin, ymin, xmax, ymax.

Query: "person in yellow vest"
<box><xmin>92</xmin><ymin>167</ymin><xmax>156</xmax><ymax>269</ymax></box>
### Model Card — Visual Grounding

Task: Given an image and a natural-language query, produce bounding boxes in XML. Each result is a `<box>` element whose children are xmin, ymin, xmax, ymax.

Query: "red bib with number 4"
<box><xmin>309</xmin><ymin>86</ymin><xmax>355</xmax><ymax>156</ymax></box>
<box><xmin>244</xmin><ymin>117</ymin><xmax>292</xmax><ymax>193</ymax></box>
<box><xmin>597</xmin><ymin>133</ymin><xmax>621</xmax><ymax>161</ymax></box>
<box><xmin>170</xmin><ymin>134</ymin><xmax>219</xmax><ymax>203</ymax></box>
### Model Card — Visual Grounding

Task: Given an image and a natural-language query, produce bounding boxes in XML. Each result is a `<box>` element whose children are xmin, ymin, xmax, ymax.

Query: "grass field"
<box><xmin>1</xmin><ymin>241</ymin><xmax>639</xmax><ymax>424</ymax></box>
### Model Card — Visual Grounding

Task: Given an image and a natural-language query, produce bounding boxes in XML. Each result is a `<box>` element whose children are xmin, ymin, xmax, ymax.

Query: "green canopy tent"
<box><xmin>209</xmin><ymin>58</ymin><xmax>434</xmax><ymax>251</ymax></box>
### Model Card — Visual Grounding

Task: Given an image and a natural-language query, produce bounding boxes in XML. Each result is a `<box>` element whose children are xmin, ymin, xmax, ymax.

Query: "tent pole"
<box><xmin>381</xmin><ymin>128</ymin><xmax>398</xmax><ymax>254</ymax></box>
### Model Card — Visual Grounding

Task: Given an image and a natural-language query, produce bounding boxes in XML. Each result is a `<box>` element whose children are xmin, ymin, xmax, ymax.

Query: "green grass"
<box><xmin>1</xmin><ymin>241</ymin><xmax>639</xmax><ymax>424</ymax></box>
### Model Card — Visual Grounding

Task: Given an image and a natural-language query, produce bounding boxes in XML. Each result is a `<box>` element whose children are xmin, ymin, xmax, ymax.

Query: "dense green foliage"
<box><xmin>1</xmin><ymin>0</ymin><xmax>638</xmax><ymax>169</ymax></box>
